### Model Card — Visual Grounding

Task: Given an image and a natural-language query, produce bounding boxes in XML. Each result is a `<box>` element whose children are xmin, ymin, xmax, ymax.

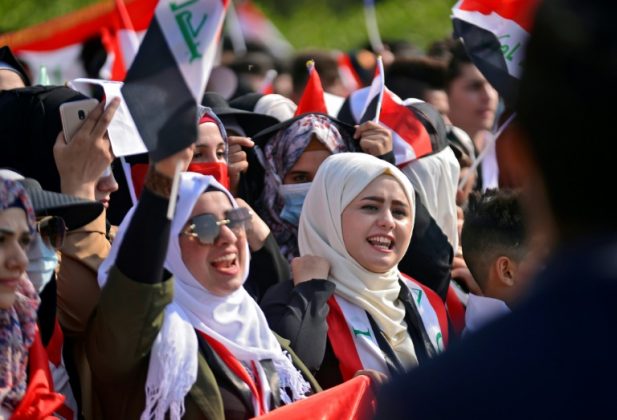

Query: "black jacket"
<box><xmin>376</xmin><ymin>235</ymin><xmax>617</xmax><ymax>419</ymax></box>
<box><xmin>261</xmin><ymin>278</ymin><xmax>437</xmax><ymax>389</ymax></box>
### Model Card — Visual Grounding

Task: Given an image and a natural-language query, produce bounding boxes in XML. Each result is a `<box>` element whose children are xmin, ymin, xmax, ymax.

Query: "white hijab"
<box><xmin>98</xmin><ymin>172</ymin><xmax>309</xmax><ymax>419</ymax></box>
<box><xmin>297</xmin><ymin>153</ymin><xmax>419</xmax><ymax>368</ymax></box>
<box><xmin>400</xmin><ymin>147</ymin><xmax>460</xmax><ymax>252</ymax></box>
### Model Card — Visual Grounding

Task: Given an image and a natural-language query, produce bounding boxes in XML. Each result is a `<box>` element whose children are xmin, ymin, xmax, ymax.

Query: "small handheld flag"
<box><xmin>359</xmin><ymin>55</ymin><xmax>385</xmax><ymax>124</ymax></box>
<box><xmin>121</xmin><ymin>0</ymin><xmax>229</xmax><ymax>162</ymax></box>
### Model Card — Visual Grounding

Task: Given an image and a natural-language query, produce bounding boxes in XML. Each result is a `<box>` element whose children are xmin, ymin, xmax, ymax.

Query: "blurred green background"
<box><xmin>0</xmin><ymin>0</ymin><xmax>454</xmax><ymax>51</ymax></box>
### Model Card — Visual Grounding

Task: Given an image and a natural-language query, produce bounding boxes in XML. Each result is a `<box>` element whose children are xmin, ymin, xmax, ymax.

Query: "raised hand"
<box><xmin>354</xmin><ymin>121</ymin><xmax>393</xmax><ymax>157</ymax></box>
<box><xmin>54</xmin><ymin>98</ymin><xmax>120</xmax><ymax>200</ymax></box>
<box><xmin>291</xmin><ymin>255</ymin><xmax>330</xmax><ymax>285</ymax></box>
<box><xmin>227</xmin><ymin>135</ymin><xmax>254</xmax><ymax>196</ymax></box>
<box><xmin>235</xmin><ymin>197</ymin><xmax>270</xmax><ymax>251</ymax></box>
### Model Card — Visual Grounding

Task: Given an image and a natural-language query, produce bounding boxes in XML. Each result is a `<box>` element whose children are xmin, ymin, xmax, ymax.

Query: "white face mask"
<box><xmin>27</xmin><ymin>234</ymin><xmax>58</xmax><ymax>293</ymax></box>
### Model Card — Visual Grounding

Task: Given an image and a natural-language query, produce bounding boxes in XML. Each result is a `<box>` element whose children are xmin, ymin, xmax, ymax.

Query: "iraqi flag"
<box><xmin>340</xmin><ymin>63</ymin><xmax>433</xmax><ymax>166</ymax></box>
<box><xmin>451</xmin><ymin>0</ymin><xmax>540</xmax><ymax>106</ymax></box>
<box><xmin>0</xmin><ymin>0</ymin><xmax>156</xmax><ymax>84</ymax></box>
<box><xmin>121</xmin><ymin>0</ymin><xmax>229</xmax><ymax>161</ymax></box>
<box><xmin>358</xmin><ymin>55</ymin><xmax>384</xmax><ymax>124</ymax></box>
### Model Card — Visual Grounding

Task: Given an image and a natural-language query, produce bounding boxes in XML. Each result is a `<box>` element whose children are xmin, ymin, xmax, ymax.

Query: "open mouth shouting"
<box><xmin>367</xmin><ymin>235</ymin><xmax>395</xmax><ymax>253</ymax></box>
<box><xmin>211</xmin><ymin>252</ymin><xmax>239</xmax><ymax>275</ymax></box>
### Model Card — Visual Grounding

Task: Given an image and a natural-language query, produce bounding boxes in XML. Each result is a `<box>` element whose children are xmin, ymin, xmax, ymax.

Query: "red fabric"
<box><xmin>187</xmin><ymin>162</ymin><xmax>230</xmax><ymax>190</ymax></box>
<box><xmin>100</xmin><ymin>26</ymin><xmax>128</xmax><ymax>81</ymax></box>
<box><xmin>294</xmin><ymin>65</ymin><xmax>328</xmax><ymax>116</ymax></box>
<box><xmin>380</xmin><ymin>91</ymin><xmax>433</xmax><ymax>162</ymax></box>
<box><xmin>446</xmin><ymin>285</ymin><xmax>467</xmax><ymax>336</ymax></box>
<box><xmin>199</xmin><ymin>115</ymin><xmax>218</xmax><ymax>125</ymax></box>
<box><xmin>45</xmin><ymin>319</ymin><xmax>64</xmax><ymax>367</ymax></box>
<box><xmin>0</xmin><ymin>0</ymin><xmax>156</xmax><ymax>51</ymax></box>
<box><xmin>326</xmin><ymin>296</ymin><xmax>364</xmax><ymax>382</ymax></box>
<box><xmin>197</xmin><ymin>332</ymin><xmax>266</xmax><ymax>416</ymax></box>
<box><xmin>130</xmin><ymin>163</ymin><xmax>149</xmax><ymax>199</ymax></box>
<box><xmin>401</xmin><ymin>273</ymin><xmax>449</xmax><ymax>348</ymax></box>
<box><xmin>337</xmin><ymin>53</ymin><xmax>363</xmax><ymax>91</ymax></box>
<box><xmin>11</xmin><ymin>329</ymin><xmax>65</xmax><ymax>420</ymax></box>
<box><xmin>260</xmin><ymin>82</ymin><xmax>274</xmax><ymax>95</ymax></box>
<box><xmin>254</xmin><ymin>375</ymin><xmax>376</xmax><ymax>420</ymax></box>
<box><xmin>0</xmin><ymin>0</ymin><xmax>157</xmax><ymax>81</ymax></box>
<box><xmin>458</xmin><ymin>0</ymin><xmax>540</xmax><ymax>32</ymax></box>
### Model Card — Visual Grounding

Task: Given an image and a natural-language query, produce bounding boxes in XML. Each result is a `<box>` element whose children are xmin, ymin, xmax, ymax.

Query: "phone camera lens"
<box><xmin>78</xmin><ymin>110</ymin><xmax>86</xmax><ymax>120</ymax></box>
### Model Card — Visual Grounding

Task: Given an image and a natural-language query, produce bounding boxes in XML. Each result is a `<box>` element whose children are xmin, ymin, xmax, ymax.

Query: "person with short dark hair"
<box><xmin>461</xmin><ymin>189</ymin><xmax>541</xmax><ymax>334</ymax></box>
<box><xmin>376</xmin><ymin>1</ymin><xmax>617</xmax><ymax>418</ymax></box>
<box><xmin>446</xmin><ymin>40</ymin><xmax>499</xmax><ymax>190</ymax></box>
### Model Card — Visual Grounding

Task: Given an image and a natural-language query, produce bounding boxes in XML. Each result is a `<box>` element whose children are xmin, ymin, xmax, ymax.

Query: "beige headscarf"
<box><xmin>297</xmin><ymin>153</ymin><xmax>418</xmax><ymax>368</ymax></box>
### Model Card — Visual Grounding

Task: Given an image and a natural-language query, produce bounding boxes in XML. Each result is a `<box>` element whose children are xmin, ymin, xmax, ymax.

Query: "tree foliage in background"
<box><xmin>0</xmin><ymin>0</ymin><xmax>454</xmax><ymax>51</ymax></box>
<box><xmin>259</xmin><ymin>0</ymin><xmax>454</xmax><ymax>51</ymax></box>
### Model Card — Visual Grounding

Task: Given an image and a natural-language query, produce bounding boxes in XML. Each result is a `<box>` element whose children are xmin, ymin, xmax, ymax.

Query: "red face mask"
<box><xmin>187</xmin><ymin>162</ymin><xmax>230</xmax><ymax>189</ymax></box>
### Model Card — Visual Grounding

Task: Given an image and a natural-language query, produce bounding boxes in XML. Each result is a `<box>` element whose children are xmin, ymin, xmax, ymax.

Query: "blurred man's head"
<box><xmin>517</xmin><ymin>0</ymin><xmax>617</xmax><ymax>243</ymax></box>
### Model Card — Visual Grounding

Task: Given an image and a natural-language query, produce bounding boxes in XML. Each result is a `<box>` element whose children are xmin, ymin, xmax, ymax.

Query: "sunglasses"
<box><xmin>37</xmin><ymin>216</ymin><xmax>67</xmax><ymax>250</ymax></box>
<box><xmin>181</xmin><ymin>207</ymin><xmax>252</xmax><ymax>245</ymax></box>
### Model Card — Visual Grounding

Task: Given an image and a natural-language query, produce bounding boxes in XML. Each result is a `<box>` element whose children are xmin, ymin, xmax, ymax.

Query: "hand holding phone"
<box><xmin>54</xmin><ymin>97</ymin><xmax>121</xmax><ymax>200</ymax></box>
<box><xmin>59</xmin><ymin>98</ymin><xmax>99</xmax><ymax>143</ymax></box>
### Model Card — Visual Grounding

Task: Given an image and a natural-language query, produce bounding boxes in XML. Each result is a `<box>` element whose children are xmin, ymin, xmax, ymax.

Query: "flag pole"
<box><xmin>114</xmin><ymin>0</ymin><xmax>140</xmax><ymax>57</ymax></box>
<box><xmin>225</xmin><ymin>0</ymin><xmax>248</xmax><ymax>56</ymax></box>
<box><xmin>259</xmin><ymin>69</ymin><xmax>278</xmax><ymax>93</ymax></box>
<box><xmin>363</xmin><ymin>0</ymin><xmax>384</xmax><ymax>53</ymax></box>
<box><xmin>458</xmin><ymin>112</ymin><xmax>516</xmax><ymax>189</ymax></box>
<box><xmin>373</xmin><ymin>55</ymin><xmax>384</xmax><ymax>124</ymax></box>
<box><xmin>167</xmin><ymin>161</ymin><xmax>183</xmax><ymax>220</ymax></box>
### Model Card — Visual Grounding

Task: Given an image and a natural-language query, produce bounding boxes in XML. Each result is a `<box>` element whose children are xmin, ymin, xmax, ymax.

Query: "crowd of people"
<box><xmin>0</xmin><ymin>0</ymin><xmax>615</xmax><ymax>418</ymax></box>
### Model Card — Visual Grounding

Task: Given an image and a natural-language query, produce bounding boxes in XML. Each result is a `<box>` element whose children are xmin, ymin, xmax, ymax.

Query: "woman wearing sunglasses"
<box><xmin>192</xmin><ymin>108</ymin><xmax>290</xmax><ymax>302</ymax></box>
<box><xmin>0</xmin><ymin>178</ymin><xmax>67</xmax><ymax>418</ymax></box>
<box><xmin>261</xmin><ymin>153</ymin><xmax>448</xmax><ymax>389</ymax></box>
<box><xmin>129</xmin><ymin>107</ymin><xmax>289</xmax><ymax>302</ymax></box>
<box><xmin>91</xmin><ymin>149</ymin><xmax>318</xmax><ymax>419</ymax></box>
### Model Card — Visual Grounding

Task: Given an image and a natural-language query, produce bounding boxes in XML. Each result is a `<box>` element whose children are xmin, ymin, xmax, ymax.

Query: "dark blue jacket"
<box><xmin>376</xmin><ymin>235</ymin><xmax>617</xmax><ymax>419</ymax></box>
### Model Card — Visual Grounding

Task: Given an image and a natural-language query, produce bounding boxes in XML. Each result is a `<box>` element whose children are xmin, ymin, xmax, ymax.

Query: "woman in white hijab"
<box><xmin>90</xmin><ymin>153</ymin><xmax>317</xmax><ymax>420</ymax></box>
<box><xmin>261</xmin><ymin>153</ymin><xmax>448</xmax><ymax>389</ymax></box>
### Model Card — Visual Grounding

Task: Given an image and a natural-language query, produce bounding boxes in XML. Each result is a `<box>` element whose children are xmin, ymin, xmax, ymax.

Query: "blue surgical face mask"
<box><xmin>279</xmin><ymin>182</ymin><xmax>312</xmax><ymax>226</ymax></box>
<box><xmin>27</xmin><ymin>234</ymin><xmax>59</xmax><ymax>293</ymax></box>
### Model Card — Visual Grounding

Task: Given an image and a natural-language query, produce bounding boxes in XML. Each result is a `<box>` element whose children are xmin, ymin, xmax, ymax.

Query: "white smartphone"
<box><xmin>59</xmin><ymin>98</ymin><xmax>99</xmax><ymax>143</ymax></box>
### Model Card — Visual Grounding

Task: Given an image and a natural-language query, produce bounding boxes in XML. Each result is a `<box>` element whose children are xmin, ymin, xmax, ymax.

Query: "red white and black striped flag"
<box><xmin>358</xmin><ymin>56</ymin><xmax>384</xmax><ymax>124</ymax></box>
<box><xmin>340</xmin><ymin>64</ymin><xmax>432</xmax><ymax>166</ymax></box>
<box><xmin>122</xmin><ymin>0</ymin><xmax>229</xmax><ymax>161</ymax></box>
<box><xmin>451</xmin><ymin>0</ymin><xmax>540</xmax><ymax>106</ymax></box>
